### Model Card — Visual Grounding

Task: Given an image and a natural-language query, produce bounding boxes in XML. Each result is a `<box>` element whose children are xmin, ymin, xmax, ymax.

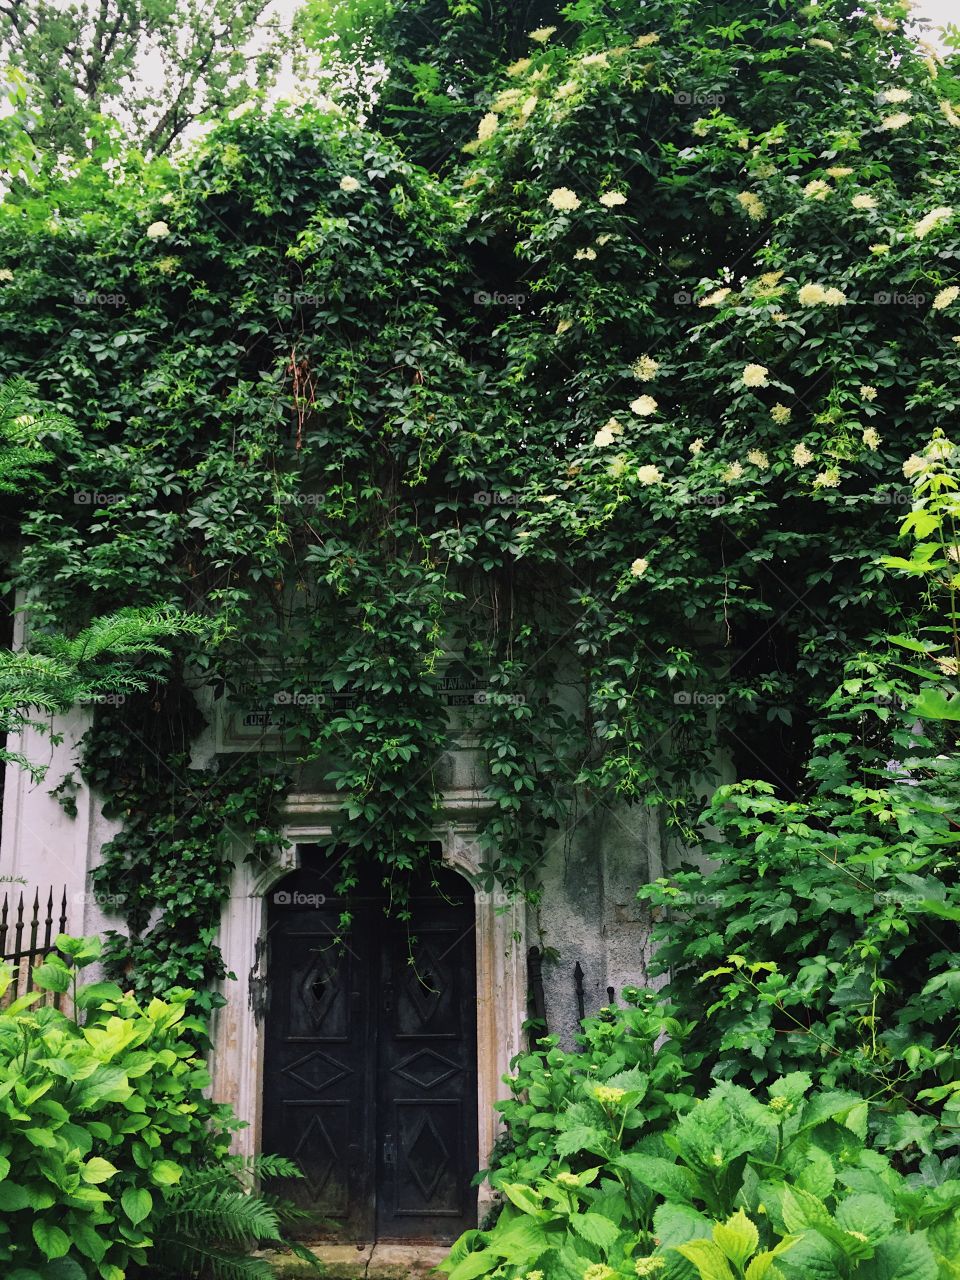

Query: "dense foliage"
<box><xmin>446</xmin><ymin>1063</ymin><xmax>960</xmax><ymax>1280</ymax></box>
<box><xmin>0</xmin><ymin>937</ymin><xmax>314</xmax><ymax>1279</ymax></box>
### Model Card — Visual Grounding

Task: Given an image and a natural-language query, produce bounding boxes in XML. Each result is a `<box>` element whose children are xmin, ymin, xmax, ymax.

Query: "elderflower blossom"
<box><xmin>548</xmin><ymin>187</ymin><xmax>581</xmax><ymax>212</ymax></box>
<box><xmin>630</xmin><ymin>557</ymin><xmax>649</xmax><ymax>577</ymax></box>
<box><xmin>798</xmin><ymin>282</ymin><xmax>828</xmax><ymax>306</ymax></box>
<box><xmin>743</xmin><ymin>363</ymin><xmax>770</xmax><ymax>388</ymax></box>
<box><xmin>507</xmin><ymin>57</ymin><xmax>532</xmax><ymax>76</ymax></box>
<box><xmin>723</xmin><ymin>461</ymin><xmax>744</xmax><ymax>482</ymax></box>
<box><xmin>155</xmin><ymin>256</ymin><xmax>178</xmax><ymax>275</ymax></box>
<box><xmin>872</xmin><ymin>13</ymin><xmax>897</xmax><ymax>32</ymax></box>
<box><xmin>863</xmin><ymin>426</ymin><xmax>881</xmax><ymax>450</ymax></box>
<box><xmin>793</xmin><ymin>442</ymin><xmax>815</xmax><ymax>466</ymax></box>
<box><xmin>529</xmin><ymin>25</ymin><xmax>556</xmax><ymax>42</ymax></box>
<box><xmin>635</xmin><ymin>33</ymin><xmax>660</xmax><ymax>47</ymax></box>
<box><xmin>759</xmin><ymin>270</ymin><xmax>784</xmax><ymax>288</ymax></box>
<box><xmin>581</xmin><ymin>51</ymin><xmax>609</xmax><ymax>68</ymax></box>
<box><xmin>477</xmin><ymin>113</ymin><xmax>498</xmax><ymax>142</ymax></box>
<box><xmin>556</xmin><ymin>81</ymin><xmax>579</xmax><ymax>99</ymax></box>
<box><xmin>880</xmin><ymin>112</ymin><xmax>912</xmax><ymax>130</ymax></box>
<box><xmin>933</xmin><ymin>286</ymin><xmax>960</xmax><ymax>311</ymax></box>
<box><xmin>748</xmin><ymin>449</ymin><xmax>770</xmax><ymax>469</ymax></box>
<box><xmin>599</xmin><ymin>190</ymin><xmax>628</xmax><ymax>207</ymax></box>
<box><xmin>636</xmin><ymin>464</ymin><xmax>663</xmax><ymax>484</ymax></box>
<box><xmin>808</xmin><ymin>37</ymin><xmax>835</xmax><ymax>50</ymax></box>
<box><xmin>852</xmin><ymin>193</ymin><xmax>877</xmax><ymax>210</ymax></box>
<box><xmin>880</xmin><ymin>87</ymin><xmax>912</xmax><ymax>103</ymax></box>
<box><xmin>699</xmin><ymin>287</ymin><xmax>732</xmax><ymax>307</ymax></box>
<box><xmin>608</xmin><ymin>454</ymin><xmax>629</xmax><ymax>478</ymax></box>
<box><xmin>0</xmin><ymin>268</ymin><xmax>13</xmax><ymax>281</ymax></box>
<box><xmin>635</xmin><ymin>1261</ymin><xmax>666</xmax><ymax>1277</ymax></box>
<box><xmin>870</xmin><ymin>243</ymin><xmax>891</xmax><ymax>255</ymax></box>
<box><xmin>594</xmin><ymin>418</ymin><xmax>624</xmax><ymax>447</ymax></box>
<box><xmin>339</xmin><ymin>175</ymin><xmax>361</xmax><ymax>192</ymax></box>
<box><xmin>689</xmin><ymin>437</ymin><xmax>705</xmax><ymax>455</ymax></box>
<box><xmin>813</xmin><ymin>467</ymin><xmax>840</xmax><ymax>488</ymax></box>
<box><xmin>596</xmin><ymin>233</ymin><xmax>613</xmax><ymax>246</ymax></box>
<box><xmin>914</xmin><ymin>206</ymin><xmax>954</xmax><ymax>239</ymax></box>
<box><xmin>737</xmin><ymin>191</ymin><xmax>766</xmax><ymax>221</ymax></box>
<box><xmin>860</xmin><ymin>385</ymin><xmax>878</xmax><ymax>401</ymax></box>
<box><xmin>940</xmin><ymin>100</ymin><xmax>960</xmax><ymax>128</ymax></box>
<box><xmin>556</xmin><ymin>318</ymin><xmax>573</xmax><ymax>334</ymax></box>
<box><xmin>804</xmin><ymin>178</ymin><xmax>832</xmax><ymax>200</ymax></box>
<box><xmin>146</xmin><ymin>220</ymin><xmax>169</xmax><ymax>238</ymax></box>
<box><xmin>520</xmin><ymin>95</ymin><xmax>538</xmax><ymax>118</ymax></box>
<box><xmin>574</xmin><ymin>247</ymin><xmax>597</xmax><ymax>261</ymax></box>
<box><xmin>492</xmin><ymin>88</ymin><xmax>523</xmax><ymax>111</ymax></box>
<box><xmin>903</xmin><ymin>454</ymin><xmax>926</xmax><ymax>478</ymax></box>
<box><xmin>771</xmin><ymin>403</ymin><xmax>792</xmax><ymax>424</ymax></box>
<box><xmin>631</xmin><ymin>395</ymin><xmax>658</xmax><ymax>416</ymax></box>
<box><xmin>826</xmin><ymin>166</ymin><xmax>854</xmax><ymax>178</ymax></box>
<box><xmin>632</xmin><ymin>355</ymin><xmax>659</xmax><ymax>380</ymax></box>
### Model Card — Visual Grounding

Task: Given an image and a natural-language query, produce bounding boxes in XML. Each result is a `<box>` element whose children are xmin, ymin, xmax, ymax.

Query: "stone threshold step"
<box><xmin>259</xmin><ymin>1241</ymin><xmax>450</xmax><ymax>1278</ymax></box>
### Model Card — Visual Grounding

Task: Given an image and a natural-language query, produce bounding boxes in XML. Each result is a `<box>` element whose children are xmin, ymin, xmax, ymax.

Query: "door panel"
<box><xmin>262</xmin><ymin>912</ymin><xmax>375</xmax><ymax>1238</ymax></box>
<box><xmin>262</xmin><ymin>850</ymin><xmax>478</xmax><ymax>1244</ymax></box>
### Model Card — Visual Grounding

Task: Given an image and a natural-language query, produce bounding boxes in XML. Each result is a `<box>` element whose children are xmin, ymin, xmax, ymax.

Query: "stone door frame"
<box><xmin>210</xmin><ymin>795</ymin><xmax>526</xmax><ymax>1221</ymax></box>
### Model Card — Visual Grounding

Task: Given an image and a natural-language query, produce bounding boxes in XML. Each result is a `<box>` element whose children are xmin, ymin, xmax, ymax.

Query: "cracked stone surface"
<box><xmin>259</xmin><ymin>1242</ymin><xmax>449</xmax><ymax>1278</ymax></box>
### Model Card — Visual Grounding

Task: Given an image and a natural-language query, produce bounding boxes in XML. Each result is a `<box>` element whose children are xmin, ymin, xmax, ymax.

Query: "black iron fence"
<box><xmin>0</xmin><ymin>886</ymin><xmax>69</xmax><ymax>1008</ymax></box>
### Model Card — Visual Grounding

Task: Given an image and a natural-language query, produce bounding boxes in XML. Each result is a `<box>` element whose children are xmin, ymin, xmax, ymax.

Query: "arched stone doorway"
<box><xmin>209</xmin><ymin>802</ymin><xmax>526</xmax><ymax>1229</ymax></box>
<box><xmin>261</xmin><ymin>847</ymin><xmax>479</xmax><ymax>1243</ymax></box>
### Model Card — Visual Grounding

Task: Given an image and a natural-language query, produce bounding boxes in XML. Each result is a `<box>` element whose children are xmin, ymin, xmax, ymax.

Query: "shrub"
<box><xmin>444</xmin><ymin>1071</ymin><xmax>960</xmax><ymax>1280</ymax></box>
<box><xmin>0</xmin><ymin>934</ymin><xmax>246</xmax><ymax>1279</ymax></box>
<box><xmin>485</xmin><ymin>990</ymin><xmax>699</xmax><ymax>1195</ymax></box>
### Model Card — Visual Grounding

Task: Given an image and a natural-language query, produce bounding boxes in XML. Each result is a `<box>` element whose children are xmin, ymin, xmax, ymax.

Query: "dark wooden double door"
<box><xmin>262</xmin><ymin>849</ymin><xmax>478</xmax><ymax>1243</ymax></box>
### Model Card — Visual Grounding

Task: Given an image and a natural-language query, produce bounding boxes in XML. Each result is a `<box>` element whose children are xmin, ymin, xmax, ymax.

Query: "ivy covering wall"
<box><xmin>0</xmin><ymin>0</ymin><xmax>958</xmax><ymax>1008</ymax></box>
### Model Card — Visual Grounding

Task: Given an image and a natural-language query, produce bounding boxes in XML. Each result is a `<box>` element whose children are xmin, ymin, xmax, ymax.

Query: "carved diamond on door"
<box><xmin>293</xmin><ymin>1113</ymin><xmax>339</xmax><ymax>1198</ymax></box>
<box><xmin>405</xmin><ymin>943</ymin><xmax>446</xmax><ymax>1024</ymax></box>
<box><xmin>282</xmin><ymin>1048</ymin><xmax>351</xmax><ymax>1093</ymax></box>
<box><xmin>298</xmin><ymin>952</ymin><xmax>341</xmax><ymax>1026</ymax></box>
<box><xmin>392</xmin><ymin>1049</ymin><xmax>461</xmax><ymax>1089</ymax></box>
<box><xmin>405</xmin><ymin>1114</ymin><xmax>451</xmax><ymax>1202</ymax></box>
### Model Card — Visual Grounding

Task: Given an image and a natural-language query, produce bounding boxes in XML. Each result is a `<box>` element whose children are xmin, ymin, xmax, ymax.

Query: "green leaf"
<box><xmin>81</xmin><ymin>1157</ymin><xmax>119</xmax><ymax>1184</ymax></box>
<box><xmin>835</xmin><ymin>1193</ymin><xmax>896</xmax><ymax>1242</ymax></box>
<box><xmin>713</xmin><ymin>1209</ymin><xmax>759</xmax><ymax>1268</ymax></box>
<box><xmin>148</xmin><ymin>1159</ymin><xmax>183</xmax><ymax>1186</ymax></box>
<box><xmin>31</xmin><ymin>1219</ymin><xmax>70</xmax><ymax>1260</ymax></box>
<box><xmin>570</xmin><ymin>1210</ymin><xmax>621</xmax><ymax>1249</ymax></box>
<box><xmin>856</xmin><ymin>1232</ymin><xmax>938</xmax><ymax>1280</ymax></box>
<box><xmin>675</xmin><ymin>1238</ymin><xmax>737</xmax><ymax>1280</ymax></box>
<box><xmin>121</xmin><ymin>1185</ymin><xmax>153</xmax><ymax>1225</ymax></box>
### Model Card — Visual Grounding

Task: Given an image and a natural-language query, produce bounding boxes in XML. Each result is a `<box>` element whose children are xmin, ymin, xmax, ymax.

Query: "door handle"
<box><xmin>383</xmin><ymin>1134</ymin><xmax>396</xmax><ymax>1166</ymax></box>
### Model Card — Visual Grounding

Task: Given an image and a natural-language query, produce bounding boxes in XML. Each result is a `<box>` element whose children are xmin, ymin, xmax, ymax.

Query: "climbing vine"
<box><xmin>1</xmin><ymin>0</ymin><xmax>959</xmax><ymax>1001</ymax></box>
